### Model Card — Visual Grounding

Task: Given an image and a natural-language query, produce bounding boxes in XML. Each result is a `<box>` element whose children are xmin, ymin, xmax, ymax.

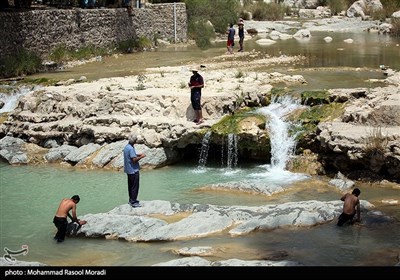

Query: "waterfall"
<box><xmin>198</xmin><ymin>131</ymin><xmax>212</xmax><ymax>168</ymax></box>
<box><xmin>256</xmin><ymin>95</ymin><xmax>303</xmax><ymax>170</ymax></box>
<box><xmin>0</xmin><ymin>86</ymin><xmax>42</xmax><ymax>113</ymax></box>
<box><xmin>226</xmin><ymin>133</ymin><xmax>238</xmax><ymax>169</ymax></box>
<box><xmin>197</xmin><ymin>132</ymin><xmax>238</xmax><ymax>170</ymax></box>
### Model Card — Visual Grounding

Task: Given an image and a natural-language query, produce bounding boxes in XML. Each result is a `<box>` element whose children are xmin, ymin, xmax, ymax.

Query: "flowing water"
<box><xmin>1</xmin><ymin>30</ymin><xmax>400</xmax><ymax>267</ymax></box>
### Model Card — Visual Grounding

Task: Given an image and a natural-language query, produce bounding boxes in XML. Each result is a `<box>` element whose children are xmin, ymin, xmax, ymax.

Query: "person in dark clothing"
<box><xmin>53</xmin><ymin>195</ymin><xmax>86</xmax><ymax>243</ymax></box>
<box><xmin>226</xmin><ymin>23</ymin><xmax>235</xmax><ymax>54</ymax></box>
<box><xmin>188</xmin><ymin>67</ymin><xmax>204</xmax><ymax>125</ymax></box>
<box><xmin>238</xmin><ymin>19</ymin><xmax>244</xmax><ymax>52</ymax></box>
<box><xmin>337</xmin><ymin>188</ymin><xmax>361</xmax><ymax>226</ymax></box>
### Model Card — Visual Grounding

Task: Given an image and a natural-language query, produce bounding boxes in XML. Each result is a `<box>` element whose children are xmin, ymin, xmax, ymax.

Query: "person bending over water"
<box><xmin>53</xmin><ymin>195</ymin><xmax>87</xmax><ymax>243</ymax></box>
<box><xmin>337</xmin><ymin>188</ymin><xmax>361</xmax><ymax>226</ymax></box>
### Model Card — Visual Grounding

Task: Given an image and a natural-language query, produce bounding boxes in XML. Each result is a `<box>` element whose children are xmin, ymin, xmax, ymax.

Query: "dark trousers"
<box><xmin>190</xmin><ymin>91</ymin><xmax>201</xmax><ymax>110</ymax></box>
<box><xmin>127</xmin><ymin>172</ymin><xmax>140</xmax><ymax>203</ymax></box>
<box><xmin>337</xmin><ymin>212</ymin><xmax>356</xmax><ymax>226</ymax></box>
<box><xmin>53</xmin><ymin>216</ymin><xmax>68</xmax><ymax>242</ymax></box>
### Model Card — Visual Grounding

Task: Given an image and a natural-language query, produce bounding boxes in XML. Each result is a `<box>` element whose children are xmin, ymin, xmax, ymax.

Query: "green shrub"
<box><xmin>327</xmin><ymin>0</ymin><xmax>346</xmax><ymax>15</ymax></box>
<box><xmin>369</xmin><ymin>0</ymin><xmax>400</xmax><ymax>21</ymax></box>
<box><xmin>251</xmin><ymin>2</ymin><xmax>285</xmax><ymax>21</ymax></box>
<box><xmin>390</xmin><ymin>18</ymin><xmax>400</xmax><ymax>37</ymax></box>
<box><xmin>0</xmin><ymin>49</ymin><xmax>43</xmax><ymax>78</ymax></box>
<box><xmin>49</xmin><ymin>44</ymin><xmax>69</xmax><ymax>64</ymax></box>
<box><xmin>135</xmin><ymin>74</ymin><xmax>147</xmax><ymax>90</ymax></box>
<box><xmin>70</xmin><ymin>45</ymin><xmax>108</xmax><ymax>60</ymax></box>
<box><xmin>344</xmin><ymin>0</ymin><xmax>357</xmax><ymax>7</ymax></box>
<box><xmin>235</xmin><ymin>70</ymin><xmax>245</xmax><ymax>78</ymax></box>
<box><xmin>381</xmin><ymin>0</ymin><xmax>400</xmax><ymax>13</ymax></box>
<box><xmin>186</xmin><ymin>0</ymin><xmax>240</xmax><ymax>35</ymax></box>
<box><xmin>50</xmin><ymin>44</ymin><xmax>108</xmax><ymax>63</ymax></box>
<box><xmin>117</xmin><ymin>38</ymin><xmax>137</xmax><ymax>53</ymax></box>
<box><xmin>188</xmin><ymin>20</ymin><xmax>215</xmax><ymax>49</ymax></box>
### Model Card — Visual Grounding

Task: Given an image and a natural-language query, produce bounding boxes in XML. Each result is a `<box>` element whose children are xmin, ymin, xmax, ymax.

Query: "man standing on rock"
<box><xmin>337</xmin><ymin>188</ymin><xmax>361</xmax><ymax>226</ymax></box>
<box><xmin>238</xmin><ymin>18</ymin><xmax>244</xmax><ymax>52</ymax></box>
<box><xmin>188</xmin><ymin>67</ymin><xmax>204</xmax><ymax>125</ymax></box>
<box><xmin>123</xmin><ymin>133</ymin><xmax>146</xmax><ymax>207</ymax></box>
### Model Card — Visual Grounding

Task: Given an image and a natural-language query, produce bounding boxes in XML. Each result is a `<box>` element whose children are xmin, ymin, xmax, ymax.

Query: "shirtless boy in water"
<box><xmin>53</xmin><ymin>195</ymin><xmax>87</xmax><ymax>242</ymax></box>
<box><xmin>337</xmin><ymin>188</ymin><xmax>361</xmax><ymax>226</ymax></box>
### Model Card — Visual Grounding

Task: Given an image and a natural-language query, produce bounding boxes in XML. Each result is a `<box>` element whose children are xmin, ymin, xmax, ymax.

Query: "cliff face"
<box><xmin>315</xmin><ymin>84</ymin><xmax>400</xmax><ymax>181</ymax></box>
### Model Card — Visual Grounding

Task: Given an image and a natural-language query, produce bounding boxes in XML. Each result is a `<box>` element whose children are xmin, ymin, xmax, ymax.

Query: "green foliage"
<box><xmin>117</xmin><ymin>38</ymin><xmax>137</xmax><ymax>53</ymax></box>
<box><xmin>137</xmin><ymin>37</ymin><xmax>153</xmax><ymax>49</ymax></box>
<box><xmin>50</xmin><ymin>44</ymin><xmax>108</xmax><ymax>63</ymax></box>
<box><xmin>21</xmin><ymin>77</ymin><xmax>57</xmax><ymax>86</ymax></box>
<box><xmin>297</xmin><ymin>103</ymin><xmax>345</xmax><ymax>135</ymax></box>
<box><xmin>370</xmin><ymin>9</ymin><xmax>389</xmax><ymax>21</ymax></box>
<box><xmin>391</xmin><ymin>18</ymin><xmax>400</xmax><ymax>37</ymax></box>
<box><xmin>327</xmin><ymin>0</ymin><xmax>347</xmax><ymax>15</ymax></box>
<box><xmin>188</xmin><ymin>20</ymin><xmax>215</xmax><ymax>49</ymax></box>
<box><xmin>70</xmin><ymin>45</ymin><xmax>108</xmax><ymax>60</ymax></box>
<box><xmin>369</xmin><ymin>0</ymin><xmax>400</xmax><ymax>20</ymax></box>
<box><xmin>270</xmin><ymin>87</ymin><xmax>287</xmax><ymax>96</ymax></box>
<box><xmin>251</xmin><ymin>2</ymin><xmax>285</xmax><ymax>21</ymax></box>
<box><xmin>235</xmin><ymin>70</ymin><xmax>245</xmax><ymax>78</ymax></box>
<box><xmin>185</xmin><ymin>0</ymin><xmax>240</xmax><ymax>35</ymax></box>
<box><xmin>344</xmin><ymin>0</ymin><xmax>357</xmax><ymax>7</ymax></box>
<box><xmin>381</xmin><ymin>0</ymin><xmax>400</xmax><ymax>11</ymax></box>
<box><xmin>117</xmin><ymin>37</ymin><xmax>154</xmax><ymax>53</ymax></box>
<box><xmin>0</xmin><ymin>49</ymin><xmax>43</xmax><ymax>78</ymax></box>
<box><xmin>270</xmin><ymin>87</ymin><xmax>296</xmax><ymax>100</ymax></box>
<box><xmin>301</xmin><ymin>90</ymin><xmax>330</xmax><ymax>105</ymax></box>
<box><xmin>210</xmin><ymin>108</ymin><xmax>256</xmax><ymax>135</ymax></box>
<box><xmin>49</xmin><ymin>44</ymin><xmax>69</xmax><ymax>64</ymax></box>
<box><xmin>135</xmin><ymin>74</ymin><xmax>147</xmax><ymax>90</ymax></box>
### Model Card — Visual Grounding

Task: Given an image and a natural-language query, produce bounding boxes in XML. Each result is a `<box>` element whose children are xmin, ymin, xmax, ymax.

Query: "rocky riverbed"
<box><xmin>0</xmin><ymin>15</ymin><xmax>399</xmax><ymax>267</ymax></box>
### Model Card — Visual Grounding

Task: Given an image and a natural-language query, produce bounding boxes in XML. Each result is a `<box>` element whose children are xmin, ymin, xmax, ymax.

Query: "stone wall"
<box><xmin>0</xmin><ymin>3</ymin><xmax>187</xmax><ymax>58</ymax></box>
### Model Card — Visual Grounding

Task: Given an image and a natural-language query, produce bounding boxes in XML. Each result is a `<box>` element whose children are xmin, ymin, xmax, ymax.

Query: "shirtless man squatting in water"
<box><xmin>337</xmin><ymin>188</ymin><xmax>361</xmax><ymax>226</ymax></box>
<box><xmin>53</xmin><ymin>195</ymin><xmax>87</xmax><ymax>243</ymax></box>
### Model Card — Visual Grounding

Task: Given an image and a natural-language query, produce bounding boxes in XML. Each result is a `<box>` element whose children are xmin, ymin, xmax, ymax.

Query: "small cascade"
<box><xmin>197</xmin><ymin>132</ymin><xmax>239</xmax><ymax>170</ymax></box>
<box><xmin>0</xmin><ymin>85</ymin><xmax>42</xmax><ymax>113</ymax></box>
<box><xmin>257</xmin><ymin>95</ymin><xmax>303</xmax><ymax>170</ymax></box>
<box><xmin>226</xmin><ymin>133</ymin><xmax>238</xmax><ymax>169</ymax></box>
<box><xmin>220</xmin><ymin>133</ymin><xmax>238</xmax><ymax>169</ymax></box>
<box><xmin>197</xmin><ymin>131</ymin><xmax>212</xmax><ymax>168</ymax></box>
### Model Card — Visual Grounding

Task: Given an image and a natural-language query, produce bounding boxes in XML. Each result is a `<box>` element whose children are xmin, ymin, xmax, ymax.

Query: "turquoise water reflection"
<box><xmin>1</xmin><ymin>162</ymin><xmax>399</xmax><ymax>266</ymax></box>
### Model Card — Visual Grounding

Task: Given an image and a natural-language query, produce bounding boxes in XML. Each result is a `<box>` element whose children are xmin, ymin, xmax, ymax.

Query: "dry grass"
<box><xmin>363</xmin><ymin>126</ymin><xmax>389</xmax><ymax>156</ymax></box>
